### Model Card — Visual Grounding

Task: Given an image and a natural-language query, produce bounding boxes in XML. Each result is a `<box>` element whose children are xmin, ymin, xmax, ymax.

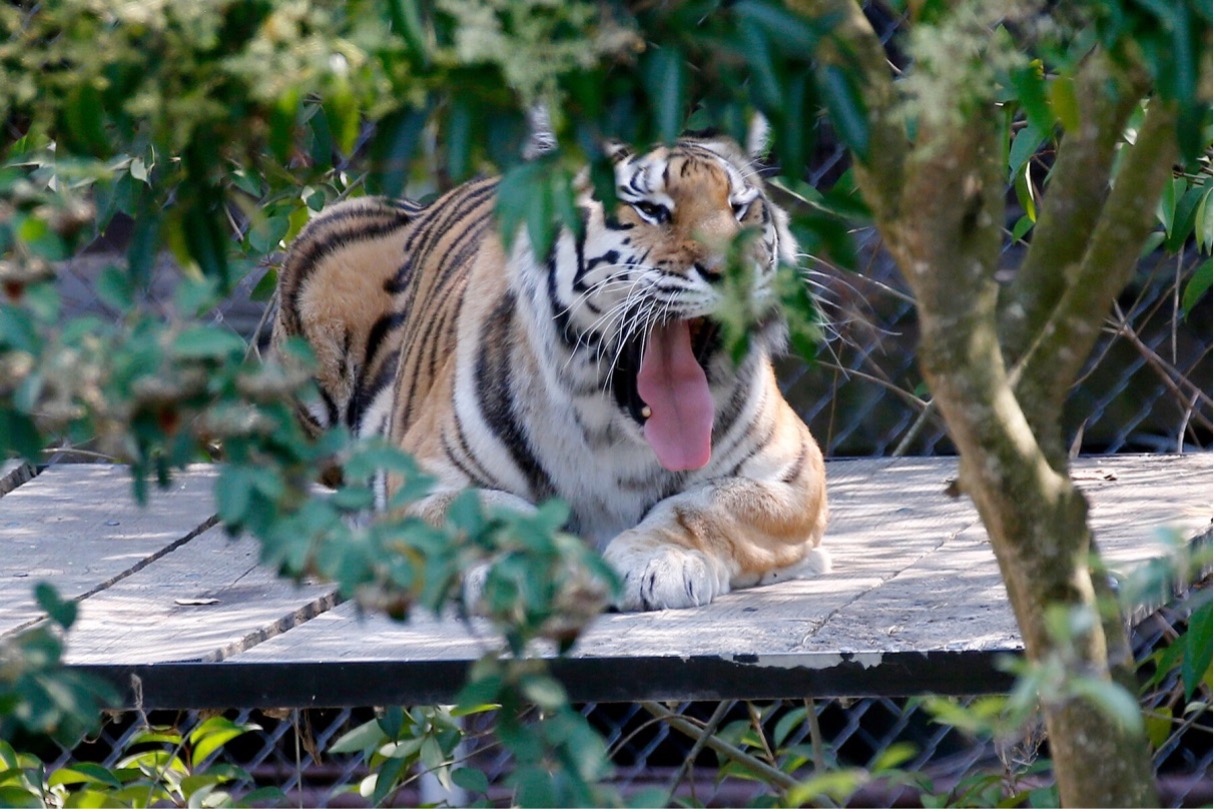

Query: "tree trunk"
<box><xmin>791</xmin><ymin>1</ymin><xmax>1174</xmax><ymax>805</ymax></box>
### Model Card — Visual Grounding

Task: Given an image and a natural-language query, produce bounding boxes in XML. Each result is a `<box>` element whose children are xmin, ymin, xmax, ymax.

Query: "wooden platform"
<box><xmin>1</xmin><ymin>455</ymin><xmax>1210</xmax><ymax>709</ymax></box>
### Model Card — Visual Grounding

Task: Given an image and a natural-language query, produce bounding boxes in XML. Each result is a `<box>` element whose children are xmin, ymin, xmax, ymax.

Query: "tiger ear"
<box><xmin>745</xmin><ymin>113</ymin><xmax>772</xmax><ymax>163</ymax></box>
<box><xmin>604</xmin><ymin>139</ymin><xmax>633</xmax><ymax>164</ymax></box>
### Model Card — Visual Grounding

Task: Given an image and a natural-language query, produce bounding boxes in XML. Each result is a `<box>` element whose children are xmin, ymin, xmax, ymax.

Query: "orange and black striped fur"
<box><xmin>272</xmin><ymin>133</ymin><xmax>828</xmax><ymax>611</ymax></box>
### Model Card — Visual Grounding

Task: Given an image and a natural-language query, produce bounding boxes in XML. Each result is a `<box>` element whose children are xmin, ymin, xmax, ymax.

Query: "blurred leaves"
<box><xmin>0</xmin><ymin>586</ymin><xmax>118</xmax><ymax>747</ymax></box>
<box><xmin>0</xmin><ymin>0</ymin><xmax>1210</xmax><ymax>807</ymax></box>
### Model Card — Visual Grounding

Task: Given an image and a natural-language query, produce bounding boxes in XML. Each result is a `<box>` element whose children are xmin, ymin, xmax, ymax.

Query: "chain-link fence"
<box><xmin>33</xmin><ymin>2</ymin><xmax>1212</xmax><ymax>805</ymax></box>
<box><xmin>35</xmin><ymin>597</ymin><xmax>1209</xmax><ymax>808</ymax></box>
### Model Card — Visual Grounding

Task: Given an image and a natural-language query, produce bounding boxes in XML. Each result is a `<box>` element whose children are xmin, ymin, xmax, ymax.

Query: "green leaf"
<box><xmin>1011</xmin><ymin>214</ymin><xmax>1034</xmax><ymax>243</ymax></box>
<box><xmin>872</xmin><ymin>741</ymin><xmax>917</xmax><ymax>771</ymax></box>
<box><xmin>1144</xmin><ymin>713</ymin><xmax>1173</xmax><ymax>749</ymax></box>
<box><xmin>250</xmin><ymin>268</ymin><xmax>278</xmax><ymax>303</ymax></box>
<box><xmin>1182</xmin><ymin>257</ymin><xmax>1212</xmax><ymax>319</ymax></box>
<box><xmin>525</xmin><ymin>174</ymin><xmax>555</xmax><ymax>263</ymax></box>
<box><xmin>16</xmin><ymin>215</ymin><xmax>68</xmax><ymax>261</ymax></box>
<box><xmin>0</xmin><ymin>786</ymin><xmax>42</xmax><ymax>808</ymax></box>
<box><xmin>323</xmin><ymin>81</ymin><xmax>360</xmax><ymax>157</ymax></box>
<box><xmin>172</xmin><ymin>326</ymin><xmax>245</xmax><ymax>360</ymax></box>
<box><xmin>419</xmin><ymin>736</ymin><xmax>445</xmax><ymax>772</ymax></box>
<box><xmin>378</xmin><ymin>706</ymin><xmax>405</xmax><ymax>738</ymax></box>
<box><xmin>1070</xmin><ymin>677</ymin><xmax>1143</xmax><ymax>734</ymax></box>
<box><xmin>1009</xmin><ymin>61</ymin><xmax>1053</xmax><ymax>136</ymax></box>
<box><xmin>520</xmin><ymin>674</ymin><xmax>567</xmax><ymax>711</ymax></box>
<box><xmin>495</xmin><ymin>162</ymin><xmax>532</xmax><ymax>255</ymax></box>
<box><xmin>64</xmin><ymin>83</ymin><xmax>109</xmax><ymax>156</ymax></box>
<box><xmin>215</xmin><ymin>467</ymin><xmax>254</xmax><ymax>526</ymax></box>
<box><xmin>1193</xmin><ymin>187</ymin><xmax>1211</xmax><ymax>252</ymax></box>
<box><xmin>818</xmin><ymin>65</ymin><xmax>869</xmax><ymax>162</ymax></box>
<box><xmin>248</xmin><ymin>215</ymin><xmax>289</xmax><ymax>255</ymax></box>
<box><xmin>1049</xmin><ymin>74</ymin><xmax>1080</xmax><ymax>133</ymax></box>
<box><xmin>1008</xmin><ymin>125</ymin><xmax>1044</xmax><ymax>179</ymax></box>
<box><xmin>0</xmin><ymin>408</ymin><xmax>43</xmax><ymax>461</ymax></box>
<box><xmin>773</xmin><ymin>706</ymin><xmax>807</xmax><ymax>750</ymax></box>
<box><xmin>1182</xmin><ymin>596</ymin><xmax>1213</xmax><ymax>699</ymax></box>
<box><xmin>1014</xmin><ymin>161</ymin><xmax>1037</xmax><ymax>223</ymax></box>
<box><xmin>1157</xmin><ymin>173</ymin><xmax>1177</xmax><ymax>231</ymax></box>
<box><xmin>387</xmin><ymin>0</ymin><xmax>431</xmax><ymax>65</ymax></box>
<box><xmin>0</xmin><ymin>306</ymin><xmax>39</xmax><ymax>353</ymax></box>
<box><xmin>643</xmin><ymin>48</ymin><xmax>688</xmax><ymax>144</ymax></box>
<box><xmin>95</xmin><ymin>265</ymin><xmax>134</xmax><ymax>312</ymax></box>
<box><xmin>734</xmin><ymin>1</ymin><xmax>820</xmax><ymax>53</ymax></box>
<box><xmin>785</xmin><ymin>768</ymin><xmax>868</xmax><ymax>807</ymax></box>
<box><xmin>512</xmin><ymin>765</ymin><xmax>556</xmax><ymax>808</ymax></box>
<box><xmin>368</xmin><ymin>107</ymin><xmax>429</xmax><ymax>198</ymax></box>
<box><xmin>181</xmin><ymin>203</ymin><xmax>231</xmax><ymax>287</ymax></box>
<box><xmin>329</xmin><ymin>719</ymin><xmax>386</xmax><ymax>754</ymax></box>
<box><xmin>1140</xmin><ymin>230</ymin><xmax>1166</xmax><ymax>258</ymax></box>
<box><xmin>628</xmin><ymin>788</ymin><xmax>672</xmax><ymax>808</ymax></box>
<box><xmin>370</xmin><ymin>755</ymin><xmax>409</xmax><ymax>806</ymax></box>
<box><xmin>456</xmin><ymin>671</ymin><xmax>504</xmax><ymax>709</ymax></box>
<box><xmin>449</xmin><ymin>768</ymin><xmax>486</xmax><ymax>797</ymax></box>
<box><xmin>48</xmin><ymin>763</ymin><xmax>121</xmax><ymax>789</ymax></box>
<box><xmin>446</xmin><ymin>95</ymin><xmax>475</xmax><ymax>183</ymax></box>
<box><xmin>269</xmin><ymin>89</ymin><xmax>300</xmax><ymax>165</ymax></box>
<box><xmin>35</xmin><ymin>583</ymin><xmax>77</xmax><ymax>629</ymax></box>
<box><xmin>188</xmin><ymin>717</ymin><xmax>256</xmax><ymax>768</ymax></box>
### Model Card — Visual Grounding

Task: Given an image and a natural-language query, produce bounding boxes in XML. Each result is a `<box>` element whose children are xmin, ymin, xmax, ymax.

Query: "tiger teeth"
<box><xmin>641</xmin><ymin>406</ymin><xmax>652</xmax><ymax>419</ymax></box>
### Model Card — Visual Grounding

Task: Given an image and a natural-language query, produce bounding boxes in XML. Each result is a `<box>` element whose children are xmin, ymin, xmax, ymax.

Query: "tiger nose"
<box><xmin>693</xmin><ymin>261</ymin><xmax>723</xmax><ymax>282</ymax></box>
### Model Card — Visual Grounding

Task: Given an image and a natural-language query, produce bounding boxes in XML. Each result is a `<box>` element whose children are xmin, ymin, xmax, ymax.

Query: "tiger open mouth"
<box><xmin>610</xmin><ymin>317</ymin><xmax>721</xmax><ymax>471</ymax></box>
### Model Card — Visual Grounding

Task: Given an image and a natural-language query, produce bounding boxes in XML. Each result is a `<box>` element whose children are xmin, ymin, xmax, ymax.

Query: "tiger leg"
<box><xmin>603</xmin><ymin>418</ymin><xmax>828</xmax><ymax>612</ymax></box>
<box><xmin>402</xmin><ymin>487</ymin><xmax>539</xmax><ymax>613</ymax></box>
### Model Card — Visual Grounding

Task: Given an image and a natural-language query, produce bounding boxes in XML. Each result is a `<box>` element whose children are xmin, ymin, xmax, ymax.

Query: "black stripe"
<box><xmin>571</xmin><ymin>208</ymin><xmax>594</xmax><ymax>292</ymax></box>
<box><xmin>347</xmin><ymin>353</ymin><xmax>398</xmax><ymax>433</ymax></box>
<box><xmin>441</xmin><ymin>433</ymin><xmax>491</xmax><ymax>488</ymax></box>
<box><xmin>727</xmin><ymin>416</ymin><xmax>774</xmax><ymax>479</ymax></box>
<box><xmin>547</xmin><ymin>254</ymin><xmax>598</xmax><ymax>353</ymax></box>
<box><xmin>291</xmin><ymin>211</ymin><xmax>413</xmax><ymax>284</ymax></box>
<box><xmin>285</xmin><ymin>213</ymin><xmax>413</xmax><ymax>335</ymax></box>
<box><xmin>451</xmin><ymin>414</ymin><xmax>501</xmax><ymax>488</ymax></box>
<box><xmin>577</xmin><ymin>248</ymin><xmax>620</xmax><ymax>293</ymax></box>
<box><xmin>363</xmin><ymin>311</ymin><xmax>405</xmax><ymax>374</ymax></box>
<box><xmin>475</xmin><ymin>293</ymin><xmax>555</xmax><ymax>501</ymax></box>
<box><xmin>389</xmin><ymin>180</ymin><xmax>497</xmax><ymax>290</ymax></box>
<box><xmin>383</xmin><ymin>257</ymin><xmax>415</xmax><ymax>294</ymax></box>
<box><xmin>781</xmin><ymin>441</ymin><xmax>809</xmax><ymax>485</ymax></box>
<box><xmin>715</xmin><ymin>372</ymin><xmax>755</xmax><ymax>447</ymax></box>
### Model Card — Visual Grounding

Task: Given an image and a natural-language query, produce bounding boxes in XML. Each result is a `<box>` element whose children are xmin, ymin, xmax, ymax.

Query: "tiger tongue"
<box><xmin>637</xmin><ymin>320</ymin><xmax>714</xmax><ymax>471</ymax></box>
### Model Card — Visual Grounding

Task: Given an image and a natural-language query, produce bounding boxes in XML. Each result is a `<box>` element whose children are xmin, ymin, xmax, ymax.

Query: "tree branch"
<box><xmin>1013</xmin><ymin>97</ymin><xmax>1180</xmax><ymax>465</ymax></box>
<box><xmin>997</xmin><ymin>52</ymin><xmax>1147</xmax><ymax>362</ymax></box>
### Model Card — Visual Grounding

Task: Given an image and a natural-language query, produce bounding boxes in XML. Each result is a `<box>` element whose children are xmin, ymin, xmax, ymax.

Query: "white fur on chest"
<box><xmin>516</xmin><ymin>369</ymin><xmax>686</xmax><ymax>548</ymax></box>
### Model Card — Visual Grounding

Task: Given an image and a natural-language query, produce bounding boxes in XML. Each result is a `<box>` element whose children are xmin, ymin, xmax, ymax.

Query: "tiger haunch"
<box><xmin>271</xmin><ymin>133</ymin><xmax>829</xmax><ymax>612</ymax></box>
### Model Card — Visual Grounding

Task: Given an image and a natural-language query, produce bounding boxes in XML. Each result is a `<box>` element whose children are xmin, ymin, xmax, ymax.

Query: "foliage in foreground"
<box><xmin>0</xmin><ymin>0</ymin><xmax>1211</xmax><ymax>806</ymax></box>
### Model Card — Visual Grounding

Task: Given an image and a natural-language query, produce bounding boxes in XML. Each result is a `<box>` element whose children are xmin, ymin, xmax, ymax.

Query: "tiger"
<box><xmin>270</xmin><ymin>130</ymin><xmax>829</xmax><ymax>611</ymax></box>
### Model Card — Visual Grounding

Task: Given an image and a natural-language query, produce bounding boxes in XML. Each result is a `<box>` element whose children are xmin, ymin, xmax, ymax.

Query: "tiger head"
<box><xmin>532</xmin><ymin>132</ymin><xmax>799</xmax><ymax>472</ymax></box>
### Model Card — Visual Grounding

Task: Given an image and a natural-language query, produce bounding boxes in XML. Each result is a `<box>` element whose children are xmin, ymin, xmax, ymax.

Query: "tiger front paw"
<box><xmin>602</xmin><ymin>535</ymin><xmax>731</xmax><ymax>611</ymax></box>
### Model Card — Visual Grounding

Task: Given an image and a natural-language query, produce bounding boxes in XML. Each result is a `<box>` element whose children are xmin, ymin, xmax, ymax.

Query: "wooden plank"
<box><xmin>0</xmin><ymin>465</ymin><xmax>218</xmax><ymax>637</ymax></box>
<box><xmin>0</xmin><ymin>459</ymin><xmax>34</xmax><ymax>496</ymax></box>
<box><xmin>52</xmin><ymin>453</ymin><xmax>1211</xmax><ymax>705</ymax></box>
<box><xmin>63</xmin><ymin>525</ymin><xmax>338</xmax><ymax>664</ymax></box>
<box><xmin>231</xmin><ymin>457</ymin><xmax>990</xmax><ymax>664</ymax></box>
<box><xmin>228</xmin><ymin>454</ymin><xmax>1210</xmax><ymax>669</ymax></box>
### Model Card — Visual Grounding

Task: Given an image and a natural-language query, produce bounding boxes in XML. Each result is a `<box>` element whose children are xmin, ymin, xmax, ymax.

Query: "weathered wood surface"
<box><xmin>0</xmin><ymin>454</ymin><xmax>1209</xmax><ymax>707</ymax></box>
<box><xmin>0</xmin><ymin>459</ymin><xmax>32</xmax><ymax>496</ymax></box>
<box><xmin>0</xmin><ymin>465</ymin><xmax>218</xmax><ymax>636</ymax></box>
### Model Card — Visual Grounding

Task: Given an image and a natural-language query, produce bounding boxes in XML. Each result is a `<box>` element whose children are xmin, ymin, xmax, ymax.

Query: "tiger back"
<box><xmin>272</xmin><ymin>134</ymin><xmax>829</xmax><ymax>611</ymax></box>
